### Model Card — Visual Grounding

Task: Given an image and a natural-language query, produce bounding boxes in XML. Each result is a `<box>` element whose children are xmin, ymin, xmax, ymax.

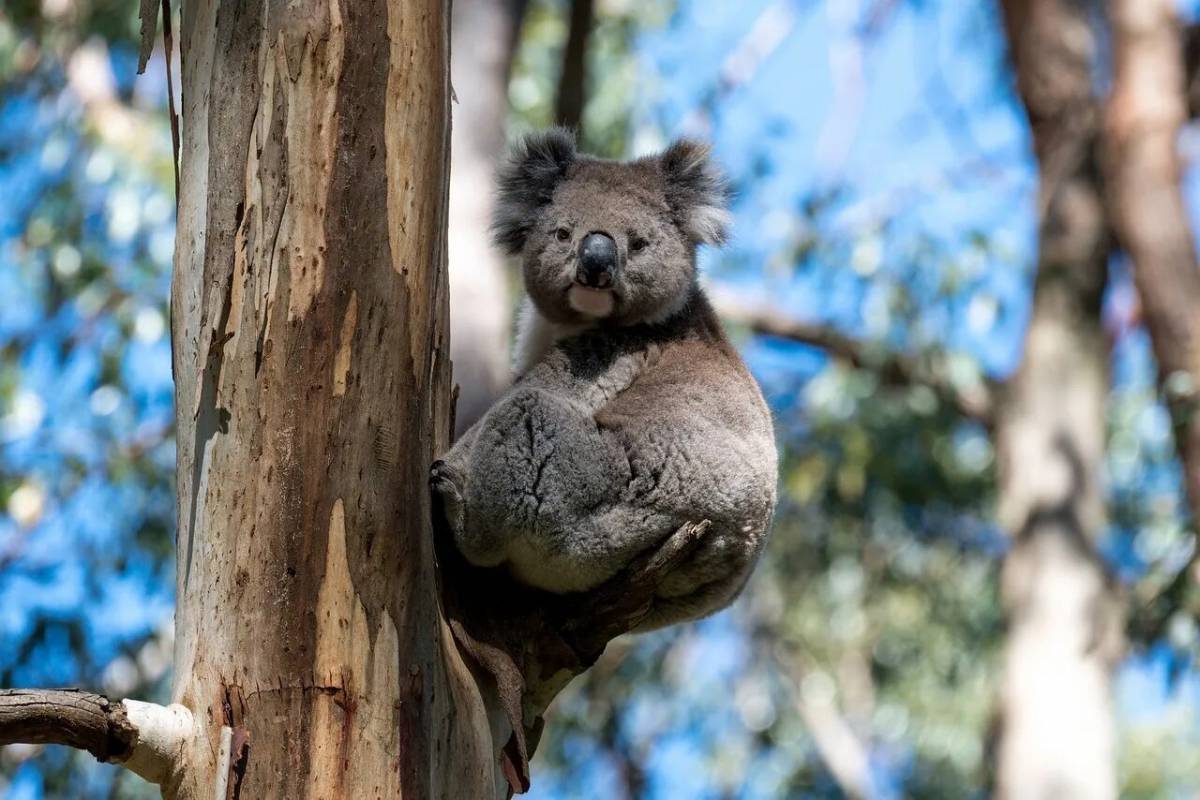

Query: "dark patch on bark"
<box><xmin>227</xmin><ymin>727</ymin><xmax>251</xmax><ymax>800</ymax></box>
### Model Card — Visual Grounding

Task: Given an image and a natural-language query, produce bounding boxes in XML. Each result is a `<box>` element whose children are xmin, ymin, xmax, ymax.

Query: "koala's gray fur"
<box><xmin>432</xmin><ymin>129</ymin><xmax>777</xmax><ymax>630</ymax></box>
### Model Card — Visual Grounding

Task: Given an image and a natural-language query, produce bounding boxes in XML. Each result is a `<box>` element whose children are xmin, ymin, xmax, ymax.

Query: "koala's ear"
<box><xmin>659</xmin><ymin>139</ymin><xmax>731</xmax><ymax>246</ymax></box>
<box><xmin>492</xmin><ymin>128</ymin><xmax>578</xmax><ymax>254</ymax></box>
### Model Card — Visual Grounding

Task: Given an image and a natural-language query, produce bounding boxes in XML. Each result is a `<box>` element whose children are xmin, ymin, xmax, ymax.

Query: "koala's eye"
<box><xmin>630</xmin><ymin>237</ymin><xmax>649</xmax><ymax>252</ymax></box>
<box><xmin>555</xmin><ymin>227</ymin><xmax>571</xmax><ymax>242</ymax></box>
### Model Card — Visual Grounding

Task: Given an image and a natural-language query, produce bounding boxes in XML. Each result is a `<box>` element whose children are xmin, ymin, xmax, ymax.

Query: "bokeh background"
<box><xmin>3</xmin><ymin>0</ymin><xmax>1200</xmax><ymax>797</ymax></box>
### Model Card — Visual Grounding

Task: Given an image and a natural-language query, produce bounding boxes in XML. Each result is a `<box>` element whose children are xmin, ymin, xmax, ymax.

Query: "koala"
<box><xmin>431</xmin><ymin>129</ymin><xmax>777</xmax><ymax>630</ymax></box>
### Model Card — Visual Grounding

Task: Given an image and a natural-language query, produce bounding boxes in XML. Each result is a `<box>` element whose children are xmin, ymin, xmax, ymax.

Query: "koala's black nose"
<box><xmin>577</xmin><ymin>232</ymin><xmax>617</xmax><ymax>288</ymax></box>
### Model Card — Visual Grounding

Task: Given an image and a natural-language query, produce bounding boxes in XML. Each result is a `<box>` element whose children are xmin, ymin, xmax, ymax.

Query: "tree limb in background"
<box><xmin>1182</xmin><ymin>23</ymin><xmax>1200</xmax><ymax>120</ymax></box>
<box><xmin>555</xmin><ymin>0</ymin><xmax>595</xmax><ymax>132</ymax></box>
<box><xmin>681</xmin><ymin>1</ymin><xmax>796</xmax><ymax>137</ymax></box>
<box><xmin>994</xmin><ymin>1</ymin><xmax>1122</xmax><ymax>798</ymax></box>
<box><xmin>711</xmin><ymin>292</ymin><xmax>997</xmax><ymax>426</ymax></box>
<box><xmin>1105</xmin><ymin>0</ymin><xmax>1200</xmax><ymax>535</ymax></box>
<box><xmin>769</xmin><ymin>644</ymin><xmax>874</xmax><ymax>800</ymax></box>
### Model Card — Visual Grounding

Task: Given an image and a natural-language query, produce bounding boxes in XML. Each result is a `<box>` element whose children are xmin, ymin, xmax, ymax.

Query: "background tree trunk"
<box><xmin>1105</xmin><ymin>0</ymin><xmax>1200</xmax><ymax>532</ymax></box>
<box><xmin>448</xmin><ymin>0</ymin><xmax>528</xmax><ymax>437</ymax></box>
<box><xmin>167</xmin><ymin>1</ymin><xmax>503</xmax><ymax>796</ymax></box>
<box><xmin>994</xmin><ymin>2</ymin><xmax>1123</xmax><ymax>797</ymax></box>
<box><xmin>555</xmin><ymin>0</ymin><xmax>594</xmax><ymax>132</ymax></box>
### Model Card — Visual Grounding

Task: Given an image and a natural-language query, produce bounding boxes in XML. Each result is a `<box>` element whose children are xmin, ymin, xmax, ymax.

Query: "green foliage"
<box><xmin>0</xmin><ymin>1</ymin><xmax>141</xmax><ymax>84</ymax></box>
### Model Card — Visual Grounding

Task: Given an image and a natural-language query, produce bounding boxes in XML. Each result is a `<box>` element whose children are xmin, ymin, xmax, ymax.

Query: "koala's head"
<box><xmin>492</xmin><ymin>128</ymin><xmax>730</xmax><ymax>326</ymax></box>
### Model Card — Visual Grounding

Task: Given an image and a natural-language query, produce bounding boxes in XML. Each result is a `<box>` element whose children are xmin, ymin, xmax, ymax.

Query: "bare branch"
<box><xmin>0</xmin><ymin>689</ymin><xmax>136</xmax><ymax>761</ymax></box>
<box><xmin>0</xmin><ymin>689</ymin><xmax>192</xmax><ymax>786</ymax></box>
<box><xmin>711</xmin><ymin>293</ymin><xmax>996</xmax><ymax>425</ymax></box>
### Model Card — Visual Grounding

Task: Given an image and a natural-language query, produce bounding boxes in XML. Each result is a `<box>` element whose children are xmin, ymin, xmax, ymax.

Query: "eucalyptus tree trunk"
<box><xmin>164</xmin><ymin>0</ymin><xmax>506</xmax><ymax>796</ymax></box>
<box><xmin>1</xmin><ymin>5</ymin><xmax>668</xmax><ymax>792</ymax></box>
<box><xmin>1105</xmin><ymin>0</ymin><xmax>1200</xmax><ymax>532</ymax></box>
<box><xmin>3</xmin><ymin>0</ymin><xmax>516</xmax><ymax>795</ymax></box>
<box><xmin>995</xmin><ymin>2</ymin><xmax>1122</xmax><ymax>797</ymax></box>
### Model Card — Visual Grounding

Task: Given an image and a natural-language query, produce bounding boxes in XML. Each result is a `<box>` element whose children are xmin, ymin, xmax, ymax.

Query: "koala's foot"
<box><xmin>429</xmin><ymin>460</ymin><xmax>466</xmax><ymax>538</ymax></box>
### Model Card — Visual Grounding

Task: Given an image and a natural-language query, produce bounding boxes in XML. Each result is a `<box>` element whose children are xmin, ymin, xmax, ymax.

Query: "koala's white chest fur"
<box><xmin>512</xmin><ymin>297</ymin><xmax>593</xmax><ymax>377</ymax></box>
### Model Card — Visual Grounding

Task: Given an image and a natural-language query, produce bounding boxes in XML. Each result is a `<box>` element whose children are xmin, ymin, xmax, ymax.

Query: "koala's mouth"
<box><xmin>566</xmin><ymin>283</ymin><xmax>616</xmax><ymax>319</ymax></box>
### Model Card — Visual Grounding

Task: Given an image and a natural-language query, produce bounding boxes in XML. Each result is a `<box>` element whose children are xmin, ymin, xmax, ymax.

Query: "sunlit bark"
<box><xmin>1105</xmin><ymin>0</ymin><xmax>1200</xmax><ymax>534</ymax></box>
<box><xmin>166</xmin><ymin>0</ymin><xmax>502</xmax><ymax>795</ymax></box>
<box><xmin>995</xmin><ymin>2</ymin><xmax>1122</xmax><ymax>797</ymax></box>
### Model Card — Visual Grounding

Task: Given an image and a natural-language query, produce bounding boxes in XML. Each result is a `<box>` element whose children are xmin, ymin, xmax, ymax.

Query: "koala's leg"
<box><xmin>633</xmin><ymin>526</ymin><xmax>759</xmax><ymax>631</ymax></box>
<box><xmin>463</xmin><ymin>386</ymin><xmax>653</xmax><ymax>591</ymax></box>
<box><xmin>431</xmin><ymin>417</ymin><xmax>486</xmax><ymax>559</ymax></box>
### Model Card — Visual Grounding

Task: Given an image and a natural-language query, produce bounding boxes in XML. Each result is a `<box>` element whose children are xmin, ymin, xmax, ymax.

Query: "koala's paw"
<box><xmin>429</xmin><ymin>460</ymin><xmax>466</xmax><ymax>536</ymax></box>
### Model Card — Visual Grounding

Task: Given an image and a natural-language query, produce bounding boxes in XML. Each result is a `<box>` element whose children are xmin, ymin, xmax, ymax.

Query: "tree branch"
<box><xmin>0</xmin><ymin>689</ymin><xmax>192</xmax><ymax>786</ymax></box>
<box><xmin>555</xmin><ymin>0</ymin><xmax>594</xmax><ymax>131</ymax></box>
<box><xmin>1106</xmin><ymin>0</ymin><xmax>1200</xmax><ymax>530</ymax></box>
<box><xmin>1183</xmin><ymin>23</ymin><xmax>1200</xmax><ymax>120</ymax></box>
<box><xmin>712</xmin><ymin>293</ymin><xmax>997</xmax><ymax>425</ymax></box>
<box><xmin>0</xmin><ymin>689</ymin><xmax>135</xmax><ymax>761</ymax></box>
<box><xmin>771</xmin><ymin>648</ymin><xmax>874</xmax><ymax>800</ymax></box>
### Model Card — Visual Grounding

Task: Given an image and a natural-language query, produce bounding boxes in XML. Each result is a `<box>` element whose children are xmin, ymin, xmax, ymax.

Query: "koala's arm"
<box><xmin>438</xmin><ymin>334</ymin><xmax>645</xmax><ymax>472</ymax></box>
<box><xmin>431</xmin><ymin>333</ymin><xmax>651</xmax><ymax>575</ymax></box>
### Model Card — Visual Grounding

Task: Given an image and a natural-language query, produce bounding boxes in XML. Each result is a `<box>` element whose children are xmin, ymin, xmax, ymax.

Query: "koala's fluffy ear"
<box><xmin>659</xmin><ymin>139</ymin><xmax>732</xmax><ymax>246</ymax></box>
<box><xmin>492</xmin><ymin>128</ymin><xmax>578</xmax><ymax>254</ymax></box>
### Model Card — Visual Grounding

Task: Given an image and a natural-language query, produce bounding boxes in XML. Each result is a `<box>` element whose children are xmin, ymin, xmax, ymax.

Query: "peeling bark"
<box><xmin>995</xmin><ymin>2</ymin><xmax>1122</xmax><ymax>797</ymax></box>
<box><xmin>168</xmin><ymin>1</ymin><xmax>502</xmax><ymax>796</ymax></box>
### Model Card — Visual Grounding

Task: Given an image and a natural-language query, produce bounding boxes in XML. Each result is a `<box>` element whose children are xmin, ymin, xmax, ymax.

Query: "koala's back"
<box><xmin>597</xmin><ymin>335</ymin><xmax>775</xmax><ymax>518</ymax></box>
<box><xmin>586</xmin><ymin>302</ymin><xmax>777</xmax><ymax>625</ymax></box>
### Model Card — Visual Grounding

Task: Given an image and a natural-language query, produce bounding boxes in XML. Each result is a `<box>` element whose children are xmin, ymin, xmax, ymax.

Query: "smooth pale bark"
<box><xmin>448</xmin><ymin>0</ymin><xmax>527</xmax><ymax>437</ymax></box>
<box><xmin>168</xmin><ymin>1</ymin><xmax>502</xmax><ymax>796</ymax></box>
<box><xmin>1105</xmin><ymin>0</ymin><xmax>1200</xmax><ymax>529</ymax></box>
<box><xmin>995</xmin><ymin>2</ymin><xmax>1122</xmax><ymax>797</ymax></box>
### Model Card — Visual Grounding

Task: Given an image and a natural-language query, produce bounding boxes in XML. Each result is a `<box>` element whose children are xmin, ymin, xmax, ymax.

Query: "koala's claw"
<box><xmin>429</xmin><ymin>460</ymin><xmax>466</xmax><ymax>535</ymax></box>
